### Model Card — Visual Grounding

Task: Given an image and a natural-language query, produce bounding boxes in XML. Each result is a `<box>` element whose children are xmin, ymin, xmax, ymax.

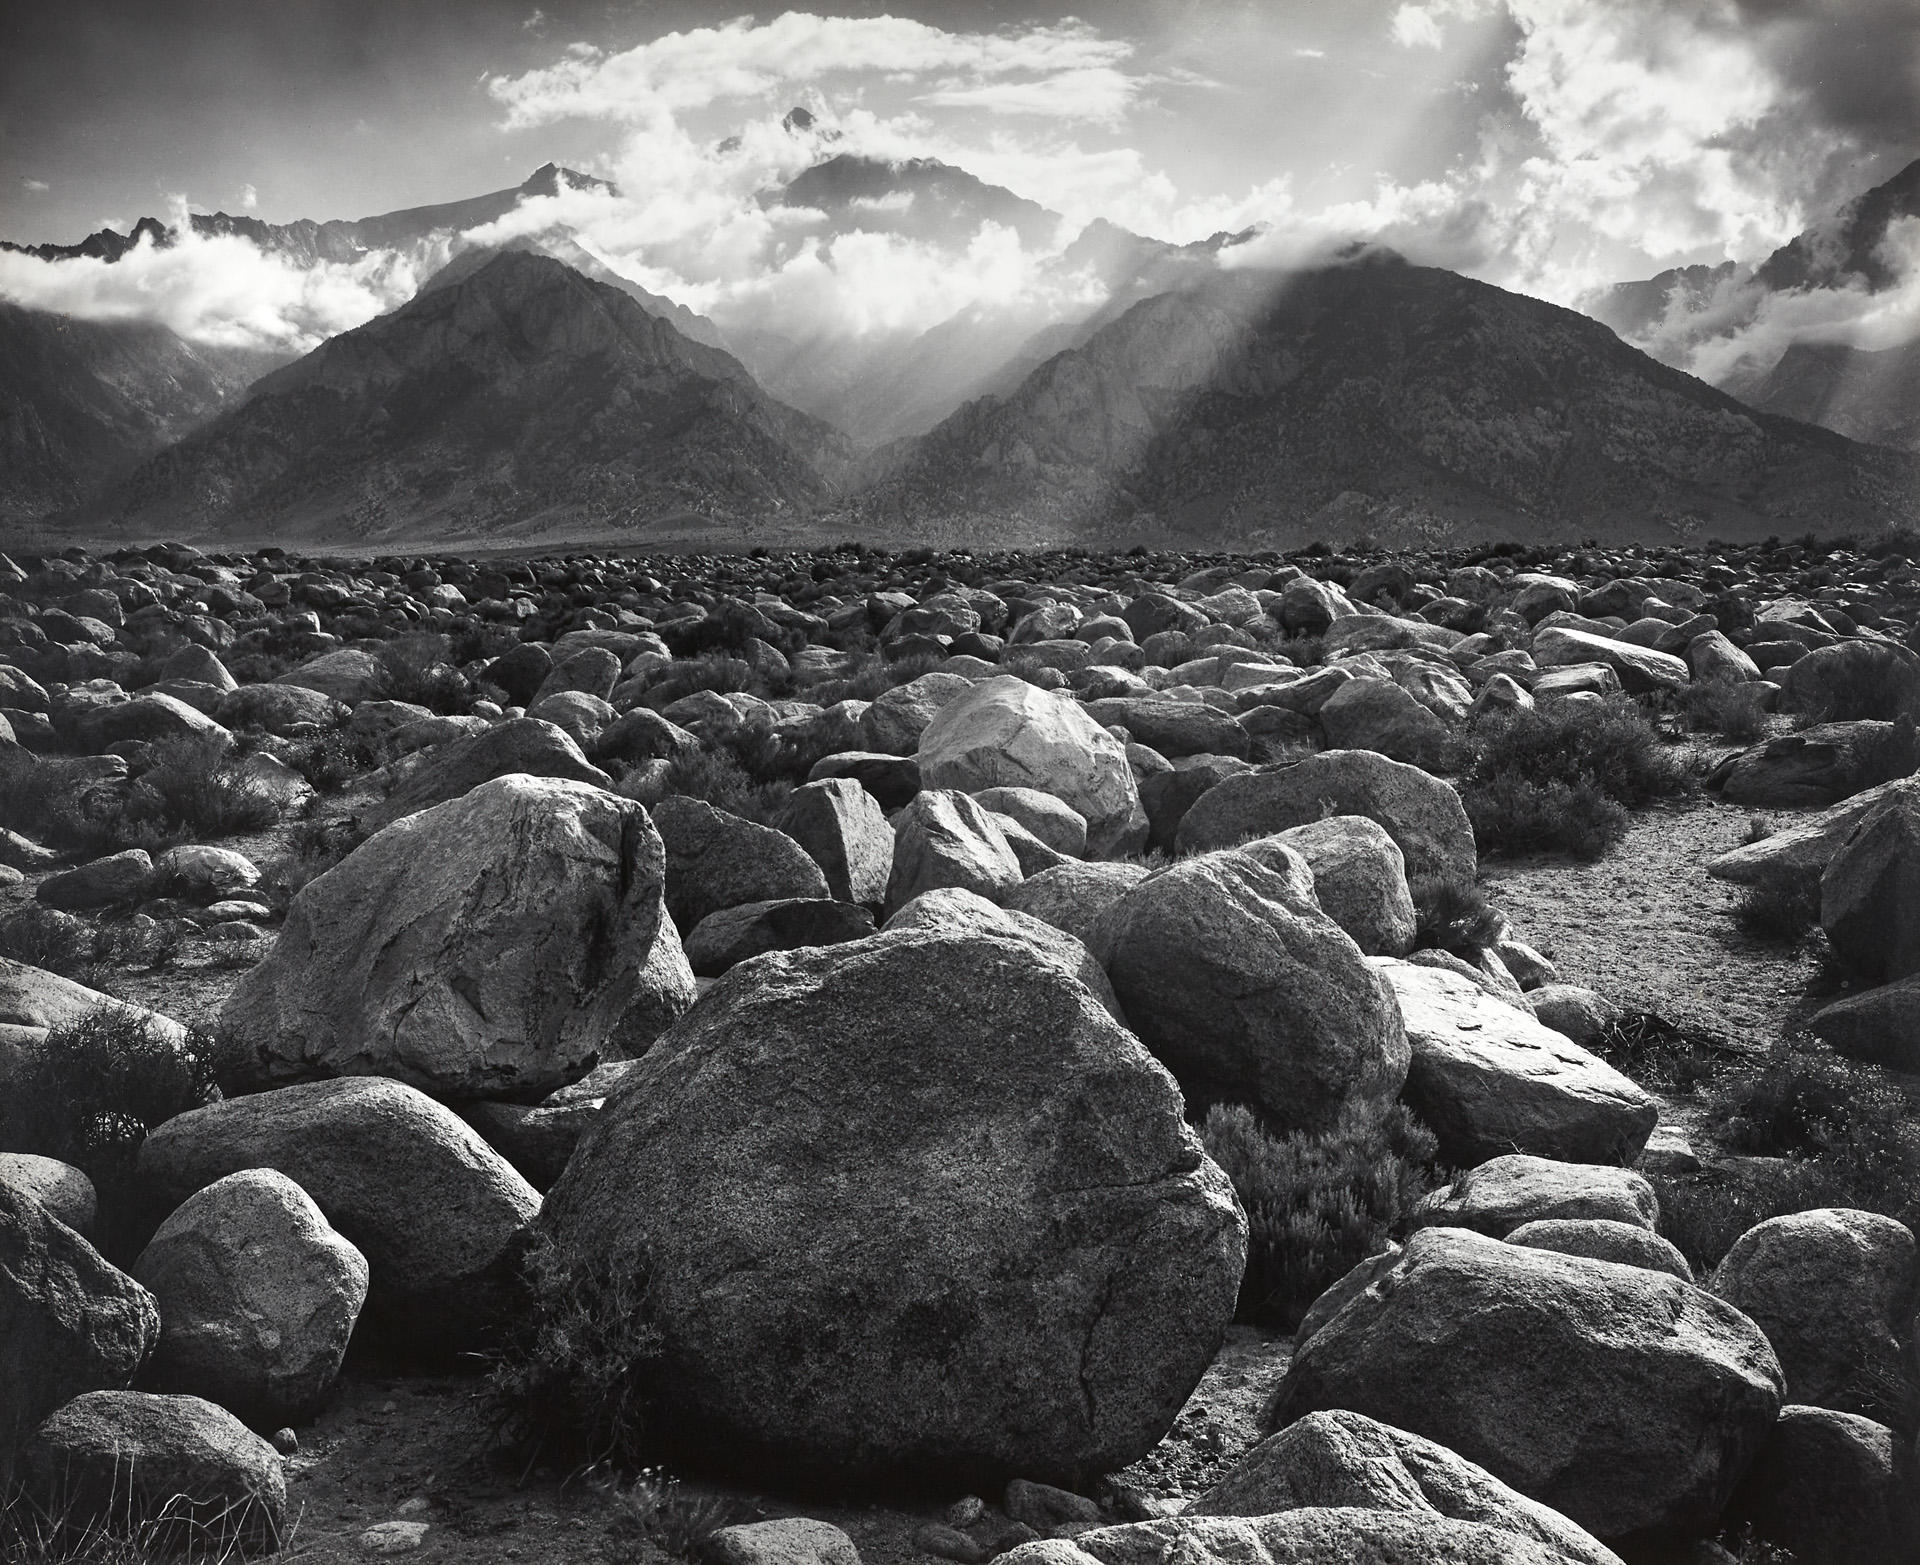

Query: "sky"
<box><xmin>3</xmin><ymin>0</ymin><xmax>1919</xmax><ymax>361</ymax></box>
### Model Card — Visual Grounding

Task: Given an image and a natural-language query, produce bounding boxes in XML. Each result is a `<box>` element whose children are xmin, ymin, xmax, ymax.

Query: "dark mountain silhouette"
<box><xmin>2</xmin><ymin>165</ymin><xmax>617</xmax><ymax>269</ymax></box>
<box><xmin>774</xmin><ymin>154</ymin><xmax>1061</xmax><ymax>250</ymax></box>
<box><xmin>1736</xmin><ymin>338</ymin><xmax>1920</xmax><ymax>451</ymax></box>
<box><xmin>91</xmin><ymin>249</ymin><xmax>851</xmax><ymax>543</ymax></box>
<box><xmin>865</xmin><ymin>255</ymin><xmax>1919</xmax><ymax>547</ymax></box>
<box><xmin>0</xmin><ymin>304</ymin><xmax>286</xmax><ymax>527</ymax></box>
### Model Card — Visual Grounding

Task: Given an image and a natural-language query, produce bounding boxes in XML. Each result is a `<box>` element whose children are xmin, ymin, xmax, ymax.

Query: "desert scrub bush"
<box><xmin>1684</xmin><ymin>679</ymin><xmax>1771</xmax><ymax>742</ymax></box>
<box><xmin>373</xmin><ymin>631</ymin><xmax>471</xmax><ymax>715</ymax></box>
<box><xmin>482</xmin><ymin>1231</ymin><xmax>665</xmax><ymax>1472</ymax></box>
<box><xmin>1650</xmin><ymin>1161</ymin><xmax>1849</xmax><ymax>1276</ymax></box>
<box><xmin>0</xmin><ymin>906</ymin><xmax>96</xmax><ymax>980</ymax></box>
<box><xmin>843</xmin><ymin>648</ymin><xmax>944</xmax><ymax>701</ymax></box>
<box><xmin>89</xmin><ymin>919</ymin><xmax>184</xmax><ymax>976</ymax></box>
<box><xmin>1199</xmin><ymin>1101</ymin><xmax>1442</xmax><ymax>1330</ymax></box>
<box><xmin>636</xmin><ymin>744</ymin><xmax>793</xmax><ymax>825</ymax></box>
<box><xmin>604</xmin><ymin>1470</ymin><xmax>755</xmax><ymax>1563</ymax></box>
<box><xmin>1586</xmin><ymin>1009</ymin><xmax>1755</xmax><ymax>1094</ymax></box>
<box><xmin>1462</xmin><ymin>697</ymin><xmax>1693</xmax><ymax>859</ymax></box>
<box><xmin>132</xmin><ymin>738</ymin><xmax>285</xmax><ymax>839</ymax></box>
<box><xmin>1733</xmin><ymin>870</ymin><xmax>1820</xmax><ymax>942</ymax></box>
<box><xmin>0</xmin><ymin>1009</ymin><xmax>224</xmax><ymax>1261</ymax></box>
<box><xmin>0</xmin><ymin>1481</ymin><xmax>265</xmax><ymax>1565</ymax></box>
<box><xmin>282</xmin><ymin>728</ymin><xmax>377</xmax><ymax>793</ymax></box>
<box><xmin>1409</xmin><ymin>875</ymin><xmax>1501</xmax><ymax>958</ymax></box>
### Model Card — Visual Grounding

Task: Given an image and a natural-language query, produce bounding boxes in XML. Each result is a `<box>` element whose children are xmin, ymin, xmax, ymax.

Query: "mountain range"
<box><xmin>6</xmin><ymin>141</ymin><xmax>1920</xmax><ymax>548</ymax></box>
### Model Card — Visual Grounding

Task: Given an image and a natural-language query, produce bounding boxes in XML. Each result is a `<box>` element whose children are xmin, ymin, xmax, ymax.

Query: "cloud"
<box><xmin>0</xmin><ymin>199</ymin><xmax>441</xmax><ymax>351</ymax></box>
<box><xmin>241</xmin><ymin>183</ymin><xmax>258</xmax><ymax>210</ymax></box>
<box><xmin>522</xmin><ymin>7</ymin><xmax>546</xmax><ymax>34</ymax></box>
<box><xmin>21</xmin><ymin>178</ymin><xmax>50</xmax><ymax>193</ymax></box>
<box><xmin>488</xmin><ymin>13</ymin><xmax>1138</xmax><ymax>128</ymax></box>
<box><xmin>1391</xmin><ymin>0</ymin><xmax>1488</xmax><ymax>48</ymax></box>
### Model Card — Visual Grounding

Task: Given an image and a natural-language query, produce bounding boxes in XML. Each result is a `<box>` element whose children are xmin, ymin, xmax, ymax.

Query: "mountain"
<box><xmin>1584</xmin><ymin>261</ymin><xmax>1742</xmax><ymax>345</ymax></box>
<box><xmin>0</xmin><ymin>304</ymin><xmax>286</xmax><ymax>528</ymax></box>
<box><xmin>864</xmin><ymin>254</ymin><xmax>1918</xmax><ymax>548</ymax></box>
<box><xmin>90</xmin><ymin>249</ymin><xmax>852</xmax><ymax>544</ymax></box>
<box><xmin>1735</xmin><ymin>338</ymin><xmax>1920</xmax><ymax>451</ymax></box>
<box><xmin>772</xmin><ymin>154</ymin><xmax>1061</xmax><ymax>250</ymax></box>
<box><xmin>2</xmin><ymin>165</ymin><xmax>618</xmax><ymax>269</ymax></box>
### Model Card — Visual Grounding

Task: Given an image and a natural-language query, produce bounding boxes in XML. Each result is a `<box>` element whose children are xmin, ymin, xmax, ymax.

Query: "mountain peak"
<box><xmin>519</xmin><ymin>163</ymin><xmax>615</xmax><ymax>200</ymax></box>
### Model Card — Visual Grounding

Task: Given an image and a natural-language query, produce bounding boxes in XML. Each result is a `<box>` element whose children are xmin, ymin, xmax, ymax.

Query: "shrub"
<box><xmin>134</xmin><ymin>738</ymin><xmax>285</xmax><ymax>839</ymax></box>
<box><xmin>0</xmin><ymin>1482</ymin><xmax>265</xmax><ymax>1565</ymax></box>
<box><xmin>1199</xmin><ymin>1101</ymin><xmax>1442</xmax><ymax>1330</ymax></box>
<box><xmin>1462</xmin><ymin>772</ymin><xmax>1627</xmax><ymax>860</ymax></box>
<box><xmin>1733</xmin><ymin>871</ymin><xmax>1820</xmax><ymax>942</ymax></box>
<box><xmin>1586</xmin><ymin>1009</ymin><xmax>1753</xmax><ymax>1094</ymax></box>
<box><xmin>89</xmin><ymin>920</ymin><xmax>184</xmax><ymax>976</ymax></box>
<box><xmin>482</xmin><ymin>1231</ymin><xmax>664</xmax><ymax>1471</ymax></box>
<box><xmin>1462</xmin><ymin>697</ymin><xmax>1692</xmax><ymax>858</ymax></box>
<box><xmin>1795</xmin><ymin>642</ymin><xmax>1920</xmax><ymax>723</ymax></box>
<box><xmin>0</xmin><ymin>1009</ymin><xmax>224</xmax><ymax>1262</ymax></box>
<box><xmin>374</xmin><ymin>632</ymin><xmax>471</xmax><ymax>715</ymax></box>
<box><xmin>605</xmin><ymin>1471</ymin><xmax>755</xmax><ymax>1563</ymax></box>
<box><xmin>0</xmin><ymin>906</ymin><xmax>96</xmax><ymax>980</ymax></box>
<box><xmin>1650</xmin><ymin>1161</ymin><xmax>1848</xmax><ymax>1275</ymax></box>
<box><xmin>1409</xmin><ymin>875</ymin><xmax>1502</xmax><ymax>958</ymax></box>
<box><xmin>645</xmin><ymin>745</ymin><xmax>793</xmax><ymax>825</ymax></box>
<box><xmin>283</xmin><ymin>728</ymin><xmax>377</xmax><ymax>793</ymax></box>
<box><xmin>844</xmin><ymin>649</ymin><xmax>944</xmax><ymax>701</ymax></box>
<box><xmin>1684</xmin><ymin>680</ymin><xmax>1771</xmax><ymax>742</ymax></box>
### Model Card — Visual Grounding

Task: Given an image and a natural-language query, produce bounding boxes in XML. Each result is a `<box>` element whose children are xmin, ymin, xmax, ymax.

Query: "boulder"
<box><xmin>1415</xmin><ymin>1155</ymin><xmax>1659</xmax><ymax>1238</ymax></box>
<box><xmin>361</xmin><ymin>718</ymin><xmax>609</xmax><ymax>830</ymax></box>
<box><xmin>972</xmin><ymin>786</ymin><xmax>1089</xmax><ymax>856</ymax></box>
<box><xmin>1175</xmin><ymin>751</ymin><xmax>1476</xmax><ymax>889</ymax></box>
<box><xmin>683</xmin><ymin>899</ymin><xmax>877</xmax><ymax>977</ymax></box>
<box><xmin>1505</xmin><ymin>1219</ymin><xmax>1692</xmax><ymax>1281</ymax></box>
<box><xmin>1094</xmin><ymin>698</ymin><xmax>1250</xmax><ymax>763</ymax></box>
<box><xmin>215</xmin><ymin>683</ymin><xmax>349</xmax><ymax>735</ymax></box>
<box><xmin>1097</xmin><ymin>844</ymin><xmax>1408</xmax><ymax>1132</ymax></box>
<box><xmin>1532</xmin><ymin>627</ymin><xmax>1689</xmax><ymax>693</ymax></box>
<box><xmin>1001</xmin><ymin>862</ymin><xmax>1150</xmax><ymax>954</ymax></box>
<box><xmin>137</xmin><ymin>1078</ymin><xmax>539</xmax><ymax>1354</ymax></box>
<box><xmin>0</xmin><ymin>957</ymin><xmax>187</xmax><ymax>1049</ymax></box>
<box><xmin>0</xmin><ymin>1153</ymin><xmax>97</xmax><ymax>1236</ymax></box>
<box><xmin>1779</xmin><ymin>639</ymin><xmax>1920</xmax><ymax>718</ymax></box>
<box><xmin>997</xmin><ymin>1511</ymin><xmax>1600</xmax><ymax>1565</ymax></box>
<box><xmin>1316</xmin><ymin>679</ymin><xmax>1451</xmax><ymax>766</ymax></box>
<box><xmin>222</xmin><ymin>776</ymin><xmax>684</xmax><ymax>1101</ymax></box>
<box><xmin>1139</xmin><ymin>756</ymin><xmax>1251</xmax><ymax>854</ymax></box>
<box><xmin>653</xmin><ymin>795</ymin><xmax>831</xmax><ymax>932</ymax></box>
<box><xmin>1705</xmin><ymin>776</ymin><xmax>1920</xmax><ymax>891</ymax></box>
<box><xmin>1190</xmin><ymin>1409</ymin><xmax>1621</xmax><ymax>1565</ymax></box>
<box><xmin>1709</xmin><ymin>1207</ymin><xmax>1918</xmax><ymax>1418</ymax></box>
<box><xmin>540</xmin><ymin>927</ymin><xmax>1246</xmax><ymax>1486</ymax></box>
<box><xmin>37</xmin><ymin>848</ymin><xmax>153</xmax><ymax>910</ymax></box>
<box><xmin>1725</xmin><ymin>1406</ymin><xmax>1920</xmax><ymax>1565</ymax></box>
<box><xmin>884</xmin><ymin>887</ymin><xmax>1124</xmax><ymax>1022</ymax></box>
<box><xmin>1807</xmin><ymin>974</ymin><xmax>1920</xmax><ymax>1070</ymax></box>
<box><xmin>1376</xmin><ymin>961</ymin><xmax>1657</xmax><ymax>1166</ymax></box>
<box><xmin>709</xmin><ymin>1518</ymin><xmax>864</xmax><ymax>1565</ymax></box>
<box><xmin>132</xmin><ymin>1168</ymin><xmax>368</xmax><ymax>1427</ymax></box>
<box><xmin>888</xmin><ymin>789</ymin><xmax>1025</xmax><ymax>909</ymax></box>
<box><xmin>858</xmin><ymin>671</ymin><xmax>974</xmax><ymax>755</ymax></box>
<box><xmin>1716</xmin><ymin>720</ymin><xmax>1914</xmax><ymax>808</ymax></box>
<box><xmin>64</xmin><ymin>691</ymin><xmax>230</xmax><ymax>753</ymax></box>
<box><xmin>276</xmin><ymin>647</ymin><xmax>384</xmax><ymax>704</ymax></box>
<box><xmin>1270</xmin><ymin>817</ymin><xmax>1416</xmax><ymax>957</ymax></box>
<box><xmin>775</xmin><ymin>778</ymin><xmax>896</xmax><ymax>905</ymax></box>
<box><xmin>1820</xmin><ymin>786</ymin><xmax>1920</xmax><ymax>982</ymax></box>
<box><xmin>1525</xmin><ymin>984</ymin><xmax>1622</xmax><ymax>1047</ymax></box>
<box><xmin>1265</xmin><ymin>1226</ymin><xmax>1785</xmax><ymax>1540</ymax></box>
<box><xmin>918</xmin><ymin>677</ymin><xmax>1148</xmax><ymax>856</ymax></box>
<box><xmin>1</xmin><ymin>1182</ymin><xmax>158</xmax><ymax>1464</ymax></box>
<box><xmin>25</xmin><ymin>1390</ymin><xmax>286</xmax><ymax>1553</ymax></box>
<box><xmin>806</xmin><ymin>751</ymin><xmax>923</xmax><ymax>810</ymax></box>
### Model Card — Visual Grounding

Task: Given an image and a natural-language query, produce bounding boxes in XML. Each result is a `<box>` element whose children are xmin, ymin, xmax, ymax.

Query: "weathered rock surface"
<box><xmin>0</xmin><ymin>1152</ymin><xmax>98</xmax><ymax>1235</ymax></box>
<box><xmin>683</xmin><ymin>899</ymin><xmax>877</xmax><ymax>977</ymax></box>
<box><xmin>1</xmin><ymin>1182</ymin><xmax>158</xmax><ymax>1463</ymax></box>
<box><xmin>1270</xmin><ymin>817</ymin><xmax>1416</xmax><ymax>957</ymax></box>
<box><xmin>222</xmin><ymin>775</ymin><xmax>684</xmax><ymax>1101</ymax></box>
<box><xmin>1174</xmin><ymin>751</ymin><xmax>1476</xmax><ymax>888</ymax></box>
<box><xmin>1376</xmin><ymin>961</ymin><xmax>1657</xmax><ymax>1166</ymax></box>
<box><xmin>883</xmin><ymin>887</ymin><xmax>1124</xmax><ymax>1021</ymax></box>
<box><xmin>918</xmin><ymin>676</ymin><xmax>1148</xmax><ymax>856</ymax></box>
<box><xmin>1098</xmin><ymin>844</ymin><xmax>1408</xmax><ymax>1132</ymax></box>
<box><xmin>133</xmin><ymin>1168</ymin><xmax>368</xmax><ymax>1427</ymax></box>
<box><xmin>1415</xmin><ymin>1156</ymin><xmax>1659</xmax><ymax>1238</ymax></box>
<box><xmin>1725</xmin><ymin>1406</ymin><xmax>1920</xmax><ymax>1565</ymax></box>
<box><xmin>362</xmin><ymin>718</ymin><xmax>609</xmax><ymax>830</ymax></box>
<box><xmin>1820</xmin><ymin>786</ymin><xmax>1920</xmax><ymax>982</ymax></box>
<box><xmin>653</xmin><ymin>794</ymin><xmax>831</xmax><ymax>931</ymax></box>
<box><xmin>137</xmin><ymin>1078</ymin><xmax>539</xmax><ymax>1353</ymax></box>
<box><xmin>1265</xmin><ymin>1226</ymin><xmax>1785</xmax><ymax>1540</ymax></box>
<box><xmin>1505</xmin><ymin>1218</ymin><xmax>1692</xmax><ymax>1281</ymax></box>
<box><xmin>775</xmin><ymin>778</ymin><xmax>894</xmax><ymax>905</ymax></box>
<box><xmin>1190</xmin><ymin>1409</ymin><xmax>1621</xmax><ymax>1565</ymax></box>
<box><xmin>1807</xmin><ymin>973</ymin><xmax>1920</xmax><ymax>1070</ymax></box>
<box><xmin>997</xmin><ymin>1510</ymin><xmax>1600</xmax><ymax>1565</ymax></box>
<box><xmin>25</xmin><ymin>1389</ymin><xmax>287</xmax><ymax>1553</ymax></box>
<box><xmin>541</xmin><ymin>927</ymin><xmax>1246</xmax><ymax>1486</ymax></box>
<box><xmin>888</xmin><ymin>789</ymin><xmax>1025</xmax><ymax>908</ymax></box>
<box><xmin>1003</xmin><ymin>862</ymin><xmax>1149</xmax><ymax>951</ymax></box>
<box><xmin>1709</xmin><ymin>1207</ymin><xmax>1918</xmax><ymax>1418</ymax></box>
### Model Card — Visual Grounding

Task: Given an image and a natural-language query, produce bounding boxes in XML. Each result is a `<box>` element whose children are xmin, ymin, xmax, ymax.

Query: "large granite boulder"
<box><xmin>362</xmin><ymin>718</ymin><xmax>610</xmax><ymax>830</ymax></box>
<box><xmin>1724</xmin><ymin>1405</ymin><xmax>1920</xmax><ymax>1565</ymax></box>
<box><xmin>1820</xmin><ymin>786</ymin><xmax>1920</xmax><ymax>983</ymax></box>
<box><xmin>1</xmin><ymin>1183</ymin><xmax>158</xmax><ymax>1464</ymax></box>
<box><xmin>1269</xmin><ymin>817</ymin><xmax>1417</xmax><ymax>958</ymax></box>
<box><xmin>1415</xmin><ymin>1155</ymin><xmax>1659</xmax><ymax>1238</ymax></box>
<box><xmin>918</xmin><ymin>676</ymin><xmax>1148</xmax><ymax>856</ymax></box>
<box><xmin>137</xmin><ymin>1078</ymin><xmax>539</xmax><ymax>1354</ymax></box>
<box><xmin>1265</xmin><ymin>1226</ymin><xmax>1785</xmax><ymax>1540</ymax></box>
<box><xmin>221</xmin><ymin>775</ymin><xmax>686</xmax><ymax>1101</ymax></box>
<box><xmin>133</xmin><ymin>1168</ymin><xmax>368</xmax><ymax>1427</ymax></box>
<box><xmin>1175</xmin><ymin>752</ymin><xmax>1476</xmax><ymax>889</ymax></box>
<box><xmin>888</xmin><ymin>789</ymin><xmax>1025</xmax><ymax>909</ymax></box>
<box><xmin>1376</xmin><ymin>961</ymin><xmax>1658</xmax><ymax>1166</ymax></box>
<box><xmin>775</xmin><ymin>778</ymin><xmax>894</xmax><ymax>905</ymax></box>
<box><xmin>996</xmin><ymin>1511</ymin><xmax>1601</xmax><ymax>1565</ymax></box>
<box><xmin>1097</xmin><ymin>843</ymin><xmax>1408</xmax><ymax>1133</ymax></box>
<box><xmin>652</xmin><ymin>795</ymin><xmax>831</xmax><ymax>931</ymax></box>
<box><xmin>540</xmin><ymin>927</ymin><xmax>1246</xmax><ymax>1487</ymax></box>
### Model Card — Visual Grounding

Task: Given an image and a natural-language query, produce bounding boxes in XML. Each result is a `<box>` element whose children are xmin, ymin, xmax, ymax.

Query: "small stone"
<box><xmin>914</xmin><ymin>1522</ymin><xmax>989</xmax><ymax>1563</ymax></box>
<box><xmin>946</xmin><ymin>1497</ymin><xmax>987</xmax><ymax>1528</ymax></box>
<box><xmin>395</xmin><ymin>1495</ymin><xmax>430</xmax><ymax>1516</ymax></box>
<box><xmin>270</xmin><ymin>1427</ymin><xmax>298</xmax><ymax>1455</ymax></box>
<box><xmin>360</xmin><ymin>1520</ymin><xmax>429</xmax><ymax>1554</ymax></box>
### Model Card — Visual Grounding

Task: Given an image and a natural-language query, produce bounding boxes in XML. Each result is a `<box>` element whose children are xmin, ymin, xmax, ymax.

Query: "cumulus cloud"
<box><xmin>0</xmin><ymin>199</ymin><xmax>442</xmax><ymax>350</ymax></box>
<box><xmin>241</xmin><ymin>183</ymin><xmax>258</xmax><ymax>210</ymax></box>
